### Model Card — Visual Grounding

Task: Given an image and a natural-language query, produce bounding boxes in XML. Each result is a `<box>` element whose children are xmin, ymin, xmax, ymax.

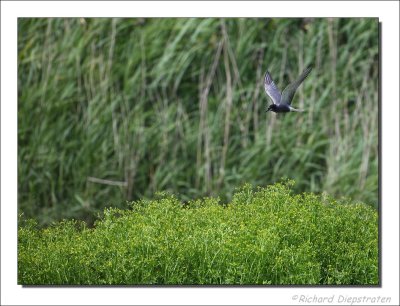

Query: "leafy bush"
<box><xmin>18</xmin><ymin>182</ymin><xmax>378</xmax><ymax>285</ymax></box>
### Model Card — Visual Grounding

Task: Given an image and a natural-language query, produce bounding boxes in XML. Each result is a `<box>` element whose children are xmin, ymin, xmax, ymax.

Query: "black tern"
<box><xmin>265</xmin><ymin>66</ymin><xmax>312</xmax><ymax>113</ymax></box>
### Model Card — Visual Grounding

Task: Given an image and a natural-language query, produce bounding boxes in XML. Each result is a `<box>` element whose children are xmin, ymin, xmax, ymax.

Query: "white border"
<box><xmin>1</xmin><ymin>1</ymin><xmax>399</xmax><ymax>305</ymax></box>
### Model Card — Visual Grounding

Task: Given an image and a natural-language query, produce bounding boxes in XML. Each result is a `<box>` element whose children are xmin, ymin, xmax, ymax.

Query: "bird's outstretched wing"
<box><xmin>264</xmin><ymin>71</ymin><xmax>281</xmax><ymax>105</ymax></box>
<box><xmin>280</xmin><ymin>66</ymin><xmax>312</xmax><ymax>105</ymax></box>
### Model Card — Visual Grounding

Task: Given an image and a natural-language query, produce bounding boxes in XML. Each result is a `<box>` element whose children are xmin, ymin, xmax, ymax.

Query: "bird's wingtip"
<box><xmin>264</xmin><ymin>70</ymin><xmax>272</xmax><ymax>84</ymax></box>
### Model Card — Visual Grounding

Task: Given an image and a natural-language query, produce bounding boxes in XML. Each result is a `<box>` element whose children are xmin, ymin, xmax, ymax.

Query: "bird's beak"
<box><xmin>266</xmin><ymin>109</ymin><xmax>270</xmax><ymax>112</ymax></box>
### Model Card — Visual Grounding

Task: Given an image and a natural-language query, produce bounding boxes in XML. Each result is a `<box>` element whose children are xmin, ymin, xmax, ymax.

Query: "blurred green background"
<box><xmin>18</xmin><ymin>18</ymin><xmax>379</xmax><ymax>225</ymax></box>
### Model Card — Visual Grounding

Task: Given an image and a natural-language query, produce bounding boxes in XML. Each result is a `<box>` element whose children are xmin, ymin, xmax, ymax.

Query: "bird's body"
<box><xmin>264</xmin><ymin>67</ymin><xmax>312</xmax><ymax>113</ymax></box>
<box><xmin>266</xmin><ymin>104</ymin><xmax>303</xmax><ymax>113</ymax></box>
<box><xmin>267</xmin><ymin>104</ymin><xmax>290</xmax><ymax>113</ymax></box>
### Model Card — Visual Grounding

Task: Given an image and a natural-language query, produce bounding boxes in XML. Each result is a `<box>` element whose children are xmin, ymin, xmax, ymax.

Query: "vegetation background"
<box><xmin>18</xmin><ymin>18</ymin><xmax>379</xmax><ymax>226</ymax></box>
<box><xmin>19</xmin><ymin>183</ymin><xmax>378</xmax><ymax>285</ymax></box>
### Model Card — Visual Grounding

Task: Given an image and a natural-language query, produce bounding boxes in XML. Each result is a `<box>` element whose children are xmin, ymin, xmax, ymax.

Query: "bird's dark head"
<box><xmin>266</xmin><ymin>104</ymin><xmax>276</xmax><ymax>112</ymax></box>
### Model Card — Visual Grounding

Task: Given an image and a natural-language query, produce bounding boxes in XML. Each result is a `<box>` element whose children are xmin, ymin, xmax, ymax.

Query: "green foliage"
<box><xmin>19</xmin><ymin>182</ymin><xmax>378</xmax><ymax>285</ymax></box>
<box><xmin>18</xmin><ymin>18</ymin><xmax>379</xmax><ymax>225</ymax></box>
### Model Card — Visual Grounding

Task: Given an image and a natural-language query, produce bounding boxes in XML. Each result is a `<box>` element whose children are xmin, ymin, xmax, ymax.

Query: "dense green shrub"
<box><xmin>18</xmin><ymin>182</ymin><xmax>378</xmax><ymax>285</ymax></box>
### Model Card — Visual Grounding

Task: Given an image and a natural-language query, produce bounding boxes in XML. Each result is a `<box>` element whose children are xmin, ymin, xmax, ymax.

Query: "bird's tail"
<box><xmin>289</xmin><ymin>106</ymin><xmax>305</xmax><ymax>112</ymax></box>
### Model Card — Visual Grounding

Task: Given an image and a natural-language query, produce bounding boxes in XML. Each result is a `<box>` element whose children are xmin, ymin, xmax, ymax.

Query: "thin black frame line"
<box><xmin>2</xmin><ymin>0</ymin><xmax>399</xmax><ymax>2</ymax></box>
<box><xmin>17</xmin><ymin>17</ymin><xmax>380</xmax><ymax>18</ymax></box>
<box><xmin>378</xmin><ymin>21</ymin><xmax>382</xmax><ymax>288</ymax></box>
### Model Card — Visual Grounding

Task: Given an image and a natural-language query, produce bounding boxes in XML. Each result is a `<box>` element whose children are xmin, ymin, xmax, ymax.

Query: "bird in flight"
<box><xmin>265</xmin><ymin>66</ymin><xmax>312</xmax><ymax>113</ymax></box>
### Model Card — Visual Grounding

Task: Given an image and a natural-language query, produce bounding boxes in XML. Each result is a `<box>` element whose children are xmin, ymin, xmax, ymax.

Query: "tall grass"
<box><xmin>18</xmin><ymin>18</ymin><xmax>379</xmax><ymax>225</ymax></box>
